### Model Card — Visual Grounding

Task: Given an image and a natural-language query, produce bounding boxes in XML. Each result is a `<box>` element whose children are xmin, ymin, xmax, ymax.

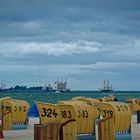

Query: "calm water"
<box><xmin>0</xmin><ymin>91</ymin><xmax>140</xmax><ymax>105</ymax></box>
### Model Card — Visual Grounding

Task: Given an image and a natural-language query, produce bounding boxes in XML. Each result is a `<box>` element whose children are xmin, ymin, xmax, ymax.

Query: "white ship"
<box><xmin>41</xmin><ymin>82</ymin><xmax>55</xmax><ymax>92</ymax></box>
<box><xmin>0</xmin><ymin>81</ymin><xmax>7</xmax><ymax>92</ymax></box>
<box><xmin>54</xmin><ymin>79</ymin><xmax>70</xmax><ymax>92</ymax></box>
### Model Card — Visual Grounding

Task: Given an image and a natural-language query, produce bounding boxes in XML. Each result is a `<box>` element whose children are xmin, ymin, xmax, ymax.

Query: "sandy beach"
<box><xmin>131</xmin><ymin>115</ymin><xmax>140</xmax><ymax>140</ymax></box>
<box><xmin>1</xmin><ymin>115</ymin><xmax>140</xmax><ymax>140</ymax></box>
<box><xmin>2</xmin><ymin>117</ymin><xmax>37</xmax><ymax>140</ymax></box>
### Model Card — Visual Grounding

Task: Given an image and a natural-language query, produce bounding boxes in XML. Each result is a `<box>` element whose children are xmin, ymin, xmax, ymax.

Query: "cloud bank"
<box><xmin>0</xmin><ymin>40</ymin><xmax>100</xmax><ymax>57</ymax></box>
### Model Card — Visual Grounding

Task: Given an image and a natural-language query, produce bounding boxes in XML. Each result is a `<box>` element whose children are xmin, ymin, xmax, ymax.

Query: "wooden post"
<box><xmin>0</xmin><ymin>105</ymin><xmax>4</xmax><ymax>138</ymax></box>
<box><xmin>98</xmin><ymin>118</ymin><xmax>115</xmax><ymax>140</ymax></box>
<box><xmin>137</xmin><ymin>111</ymin><xmax>140</xmax><ymax>123</ymax></box>
<box><xmin>34</xmin><ymin>123</ymin><xmax>59</xmax><ymax>140</ymax></box>
<box><xmin>59</xmin><ymin>119</ymin><xmax>76</xmax><ymax>140</ymax></box>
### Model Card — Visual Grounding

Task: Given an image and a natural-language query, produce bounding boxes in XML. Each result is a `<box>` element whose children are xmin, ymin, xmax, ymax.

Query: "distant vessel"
<box><xmin>0</xmin><ymin>81</ymin><xmax>7</xmax><ymax>92</ymax></box>
<box><xmin>54</xmin><ymin>79</ymin><xmax>70</xmax><ymax>92</ymax></box>
<box><xmin>41</xmin><ymin>82</ymin><xmax>55</xmax><ymax>92</ymax></box>
<box><xmin>41</xmin><ymin>79</ymin><xmax>70</xmax><ymax>93</ymax></box>
<box><xmin>99</xmin><ymin>80</ymin><xmax>115</xmax><ymax>93</ymax></box>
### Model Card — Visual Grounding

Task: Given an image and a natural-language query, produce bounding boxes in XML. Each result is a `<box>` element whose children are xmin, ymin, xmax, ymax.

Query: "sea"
<box><xmin>0</xmin><ymin>90</ymin><xmax>140</xmax><ymax>105</ymax></box>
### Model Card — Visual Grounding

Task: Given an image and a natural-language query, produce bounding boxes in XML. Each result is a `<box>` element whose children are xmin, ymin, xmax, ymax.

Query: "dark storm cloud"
<box><xmin>0</xmin><ymin>0</ymin><xmax>140</xmax><ymax>40</ymax></box>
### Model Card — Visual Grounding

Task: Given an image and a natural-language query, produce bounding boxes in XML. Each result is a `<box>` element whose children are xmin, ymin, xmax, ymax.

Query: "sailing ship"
<box><xmin>41</xmin><ymin>78</ymin><xmax>70</xmax><ymax>93</ymax></box>
<box><xmin>41</xmin><ymin>82</ymin><xmax>56</xmax><ymax>92</ymax></box>
<box><xmin>0</xmin><ymin>81</ymin><xmax>7</xmax><ymax>92</ymax></box>
<box><xmin>99</xmin><ymin>80</ymin><xmax>115</xmax><ymax>93</ymax></box>
<box><xmin>54</xmin><ymin>79</ymin><xmax>70</xmax><ymax>92</ymax></box>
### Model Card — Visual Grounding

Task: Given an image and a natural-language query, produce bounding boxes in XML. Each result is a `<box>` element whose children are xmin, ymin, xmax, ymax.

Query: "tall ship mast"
<box><xmin>99</xmin><ymin>80</ymin><xmax>115</xmax><ymax>93</ymax></box>
<box><xmin>41</xmin><ymin>82</ymin><xmax>55</xmax><ymax>92</ymax></box>
<box><xmin>41</xmin><ymin>78</ymin><xmax>70</xmax><ymax>93</ymax></box>
<box><xmin>54</xmin><ymin>78</ymin><xmax>70</xmax><ymax>92</ymax></box>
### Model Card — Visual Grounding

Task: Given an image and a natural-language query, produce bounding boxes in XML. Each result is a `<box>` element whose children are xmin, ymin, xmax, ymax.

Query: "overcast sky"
<box><xmin>0</xmin><ymin>0</ymin><xmax>140</xmax><ymax>90</ymax></box>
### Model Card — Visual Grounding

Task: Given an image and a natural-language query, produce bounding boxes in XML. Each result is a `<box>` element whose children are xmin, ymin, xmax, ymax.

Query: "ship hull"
<box><xmin>99</xmin><ymin>89</ymin><xmax>114</xmax><ymax>93</ymax></box>
<box><xmin>56</xmin><ymin>89</ymin><xmax>70</xmax><ymax>93</ymax></box>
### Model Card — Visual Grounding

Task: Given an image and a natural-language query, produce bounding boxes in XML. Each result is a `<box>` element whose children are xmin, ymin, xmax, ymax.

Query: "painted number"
<box><xmin>101</xmin><ymin>110</ymin><xmax>113</xmax><ymax>118</ymax></box>
<box><xmin>60</xmin><ymin>110</ymin><xmax>72</xmax><ymax>118</ymax></box>
<box><xmin>123</xmin><ymin>105</ymin><xmax>128</xmax><ymax>111</ymax></box>
<box><xmin>77</xmin><ymin>110</ymin><xmax>88</xmax><ymax>118</ymax></box>
<box><xmin>4</xmin><ymin>106</ymin><xmax>11</xmax><ymax>112</ymax></box>
<box><xmin>116</xmin><ymin>105</ymin><xmax>128</xmax><ymax>112</ymax></box>
<box><xmin>41</xmin><ymin>108</ymin><xmax>58</xmax><ymax>118</ymax></box>
<box><xmin>19</xmin><ymin>106</ymin><xmax>22</xmax><ymax>111</ymax></box>
<box><xmin>23</xmin><ymin>106</ymin><xmax>26</xmax><ymax>112</ymax></box>
<box><xmin>14</xmin><ymin>106</ymin><xmax>17</xmax><ymax>112</ymax></box>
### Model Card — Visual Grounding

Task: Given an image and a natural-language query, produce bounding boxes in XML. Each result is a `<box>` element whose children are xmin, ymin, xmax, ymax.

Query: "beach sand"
<box><xmin>2</xmin><ymin>115</ymin><xmax>140</xmax><ymax>140</ymax></box>
<box><xmin>3</xmin><ymin>117</ymin><xmax>38</xmax><ymax>140</ymax></box>
<box><xmin>131</xmin><ymin>115</ymin><xmax>140</xmax><ymax>140</ymax></box>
